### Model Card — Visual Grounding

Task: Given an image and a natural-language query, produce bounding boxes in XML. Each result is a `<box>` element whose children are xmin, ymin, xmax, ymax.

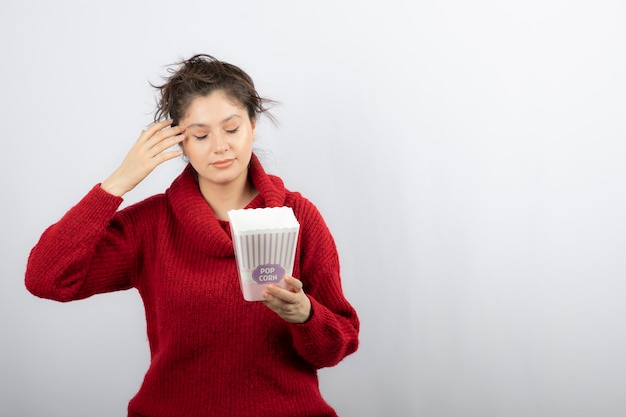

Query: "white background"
<box><xmin>2</xmin><ymin>1</ymin><xmax>626</xmax><ymax>416</ymax></box>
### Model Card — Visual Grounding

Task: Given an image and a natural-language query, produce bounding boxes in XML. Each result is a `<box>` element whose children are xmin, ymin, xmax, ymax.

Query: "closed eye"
<box><xmin>226</xmin><ymin>127</ymin><xmax>239</xmax><ymax>134</ymax></box>
<box><xmin>194</xmin><ymin>134</ymin><xmax>208</xmax><ymax>140</ymax></box>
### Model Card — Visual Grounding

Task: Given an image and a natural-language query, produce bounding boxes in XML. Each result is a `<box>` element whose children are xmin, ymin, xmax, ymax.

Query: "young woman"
<box><xmin>25</xmin><ymin>54</ymin><xmax>359</xmax><ymax>417</ymax></box>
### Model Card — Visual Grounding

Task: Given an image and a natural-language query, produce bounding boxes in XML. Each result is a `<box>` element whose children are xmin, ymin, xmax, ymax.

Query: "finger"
<box><xmin>262</xmin><ymin>290</ymin><xmax>310</xmax><ymax>323</ymax></box>
<box><xmin>146</xmin><ymin>125</ymin><xmax>185</xmax><ymax>149</ymax></box>
<box><xmin>153</xmin><ymin>147</ymin><xmax>184</xmax><ymax>164</ymax></box>
<box><xmin>138</xmin><ymin>119</ymin><xmax>173</xmax><ymax>142</ymax></box>
<box><xmin>139</xmin><ymin>127</ymin><xmax>185</xmax><ymax>161</ymax></box>
<box><xmin>146</xmin><ymin>119</ymin><xmax>174</xmax><ymax>135</ymax></box>
<box><xmin>263</xmin><ymin>295</ymin><xmax>296</xmax><ymax>315</ymax></box>
<box><xmin>261</xmin><ymin>292</ymin><xmax>284</xmax><ymax>312</ymax></box>
<box><xmin>283</xmin><ymin>276</ymin><xmax>303</xmax><ymax>292</ymax></box>
<box><xmin>150</xmin><ymin>132</ymin><xmax>186</xmax><ymax>156</ymax></box>
<box><xmin>265</xmin><ymin>285</ymin><xmax>298</xmax><ymax>304</ymax></box>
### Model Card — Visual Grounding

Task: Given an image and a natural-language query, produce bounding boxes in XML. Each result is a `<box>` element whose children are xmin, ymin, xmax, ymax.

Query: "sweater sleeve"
<box><xmin>25</xmin><ymin>185</ymin><xmax>141</xmax><ymax>302</ymax></box>
<box><xmin>288</xmin><ymin>197</ymin><xmax>360</xmax><ymax>369</ymax></box>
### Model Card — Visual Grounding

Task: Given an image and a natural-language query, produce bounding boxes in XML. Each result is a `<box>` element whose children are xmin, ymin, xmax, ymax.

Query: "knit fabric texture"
<box><xmin>25</xmin><ymin>154</ymin><xmax>359</xmax><ymax>417</ymax></box>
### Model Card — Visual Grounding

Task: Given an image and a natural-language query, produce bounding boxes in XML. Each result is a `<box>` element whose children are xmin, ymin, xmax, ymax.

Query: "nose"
<box><xmin>212</xmin><ymin>132</ymin><xmax>229</xmax><ymax>153</ymax></box>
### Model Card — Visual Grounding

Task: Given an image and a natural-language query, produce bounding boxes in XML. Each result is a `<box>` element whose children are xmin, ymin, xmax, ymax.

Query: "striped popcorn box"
<box><xmin>227</xmin><ymin>207</ymin><xmax>300</xmax><ymax>301</ymax></box>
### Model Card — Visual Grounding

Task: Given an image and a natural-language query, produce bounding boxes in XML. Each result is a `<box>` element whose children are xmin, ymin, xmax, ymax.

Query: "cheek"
<box><xmin>182</xmin><ymin>138</ymin><xmax>203</xmax><ymax>156</ymax></box>
<box><xmin>180</xmin><ymin>138</ymin><xmax>189</xmax><ymax>155</ymax></box>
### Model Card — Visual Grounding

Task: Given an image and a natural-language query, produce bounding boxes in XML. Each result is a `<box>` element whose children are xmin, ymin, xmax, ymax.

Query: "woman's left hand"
<box><xmin>262</xmin><ymin>276</ymin><xmax>312</xmax><ymax>324</ymax></box>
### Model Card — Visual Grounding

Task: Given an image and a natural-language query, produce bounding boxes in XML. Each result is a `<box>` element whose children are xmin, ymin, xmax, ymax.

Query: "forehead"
<box><xmin>181</xmin><ymin>90</ymin><xmax>247</xmax><ymax>124</ymax></box>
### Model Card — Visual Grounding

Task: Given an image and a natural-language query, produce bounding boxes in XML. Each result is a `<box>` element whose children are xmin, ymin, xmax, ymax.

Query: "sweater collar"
<box><xmin>166</xmin><ymin>153</ymin><xmax>286</xmax><ymax>257</ymax></box>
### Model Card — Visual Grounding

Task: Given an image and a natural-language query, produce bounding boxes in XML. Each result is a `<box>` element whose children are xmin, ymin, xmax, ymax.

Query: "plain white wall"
<box><xmin>2</xmin><ymin>1</ymin><xmax>626</xmax><ymax>416</ymax></box>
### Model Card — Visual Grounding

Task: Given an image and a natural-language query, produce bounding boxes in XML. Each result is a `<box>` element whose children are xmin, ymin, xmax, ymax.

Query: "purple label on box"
<box><xmin>252</xmin><ymin>264</ymin><xmax>285</xmax><ymax>284</ymax></box>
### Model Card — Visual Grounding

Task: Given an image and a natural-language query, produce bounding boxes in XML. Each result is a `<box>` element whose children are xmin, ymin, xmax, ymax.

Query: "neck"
<box><xmin>198</xmin><ymin>174</ymin><xmax>258</xmax><ymax>221</ymax></box>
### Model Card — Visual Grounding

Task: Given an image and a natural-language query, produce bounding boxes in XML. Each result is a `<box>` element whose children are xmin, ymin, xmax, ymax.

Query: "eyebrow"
<box><xmin>186</xmin><ymin>114</ymin><xmax>242</xmax><ymax>129</ymax></box>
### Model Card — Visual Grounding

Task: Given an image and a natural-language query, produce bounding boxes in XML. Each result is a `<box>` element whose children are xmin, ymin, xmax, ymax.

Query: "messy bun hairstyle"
<box><xmin>152</xmin><ymin>54</ymin><xmax>275</xmax><ymax>126</ymax></box>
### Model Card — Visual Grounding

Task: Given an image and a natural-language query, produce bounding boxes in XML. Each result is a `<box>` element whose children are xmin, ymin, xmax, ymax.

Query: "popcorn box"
<box><xmin>228</xmin><ymin>207</ymin><xmax>300</xmax><ymax>301</ymax></box>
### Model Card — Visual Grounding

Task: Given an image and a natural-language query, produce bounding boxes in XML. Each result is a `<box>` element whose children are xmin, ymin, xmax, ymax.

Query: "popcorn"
<box><xmin>228</xmin><ymin>207</ymin><xmax>300</xmax><ymax>301</ymax></box>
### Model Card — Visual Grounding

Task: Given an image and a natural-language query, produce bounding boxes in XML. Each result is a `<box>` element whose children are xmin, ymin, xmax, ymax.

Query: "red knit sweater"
<box><xmin>25</xmin><ymin>154</ymin><xmax>359</xmax><ymax>417</ymax></box>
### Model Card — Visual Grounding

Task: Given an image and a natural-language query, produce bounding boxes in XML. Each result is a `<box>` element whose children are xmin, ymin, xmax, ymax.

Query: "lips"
<box><xmin>211</xmin><ymin>158</ymin><xmax>235</xmax><ymax>168</ymax></box>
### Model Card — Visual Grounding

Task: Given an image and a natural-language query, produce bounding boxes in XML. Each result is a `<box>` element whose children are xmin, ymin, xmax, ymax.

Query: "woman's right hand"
<box><xmin>101</xmin><ymin>120</ymin><xmax>186</xmax><ymax>197</ymax></box>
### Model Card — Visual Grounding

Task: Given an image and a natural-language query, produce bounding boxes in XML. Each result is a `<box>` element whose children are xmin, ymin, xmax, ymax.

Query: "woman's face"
<box><xmin>179</xmin><ymin>90</ymin><xmax>256</xmax><ymax>190</ymax></box>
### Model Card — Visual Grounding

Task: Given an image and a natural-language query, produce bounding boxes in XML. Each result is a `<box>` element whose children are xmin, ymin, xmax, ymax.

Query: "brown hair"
<box><xmin>152</xmin><ymin>54</ymin><xmax>275</xmax><ymax>125</ymax></box>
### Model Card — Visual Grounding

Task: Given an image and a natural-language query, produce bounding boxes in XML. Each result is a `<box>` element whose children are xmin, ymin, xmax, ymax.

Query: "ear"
<box><xmin>251</xmin><ymin>117</ymin><xmax>257</xmax><ymax>141</ymax></box>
